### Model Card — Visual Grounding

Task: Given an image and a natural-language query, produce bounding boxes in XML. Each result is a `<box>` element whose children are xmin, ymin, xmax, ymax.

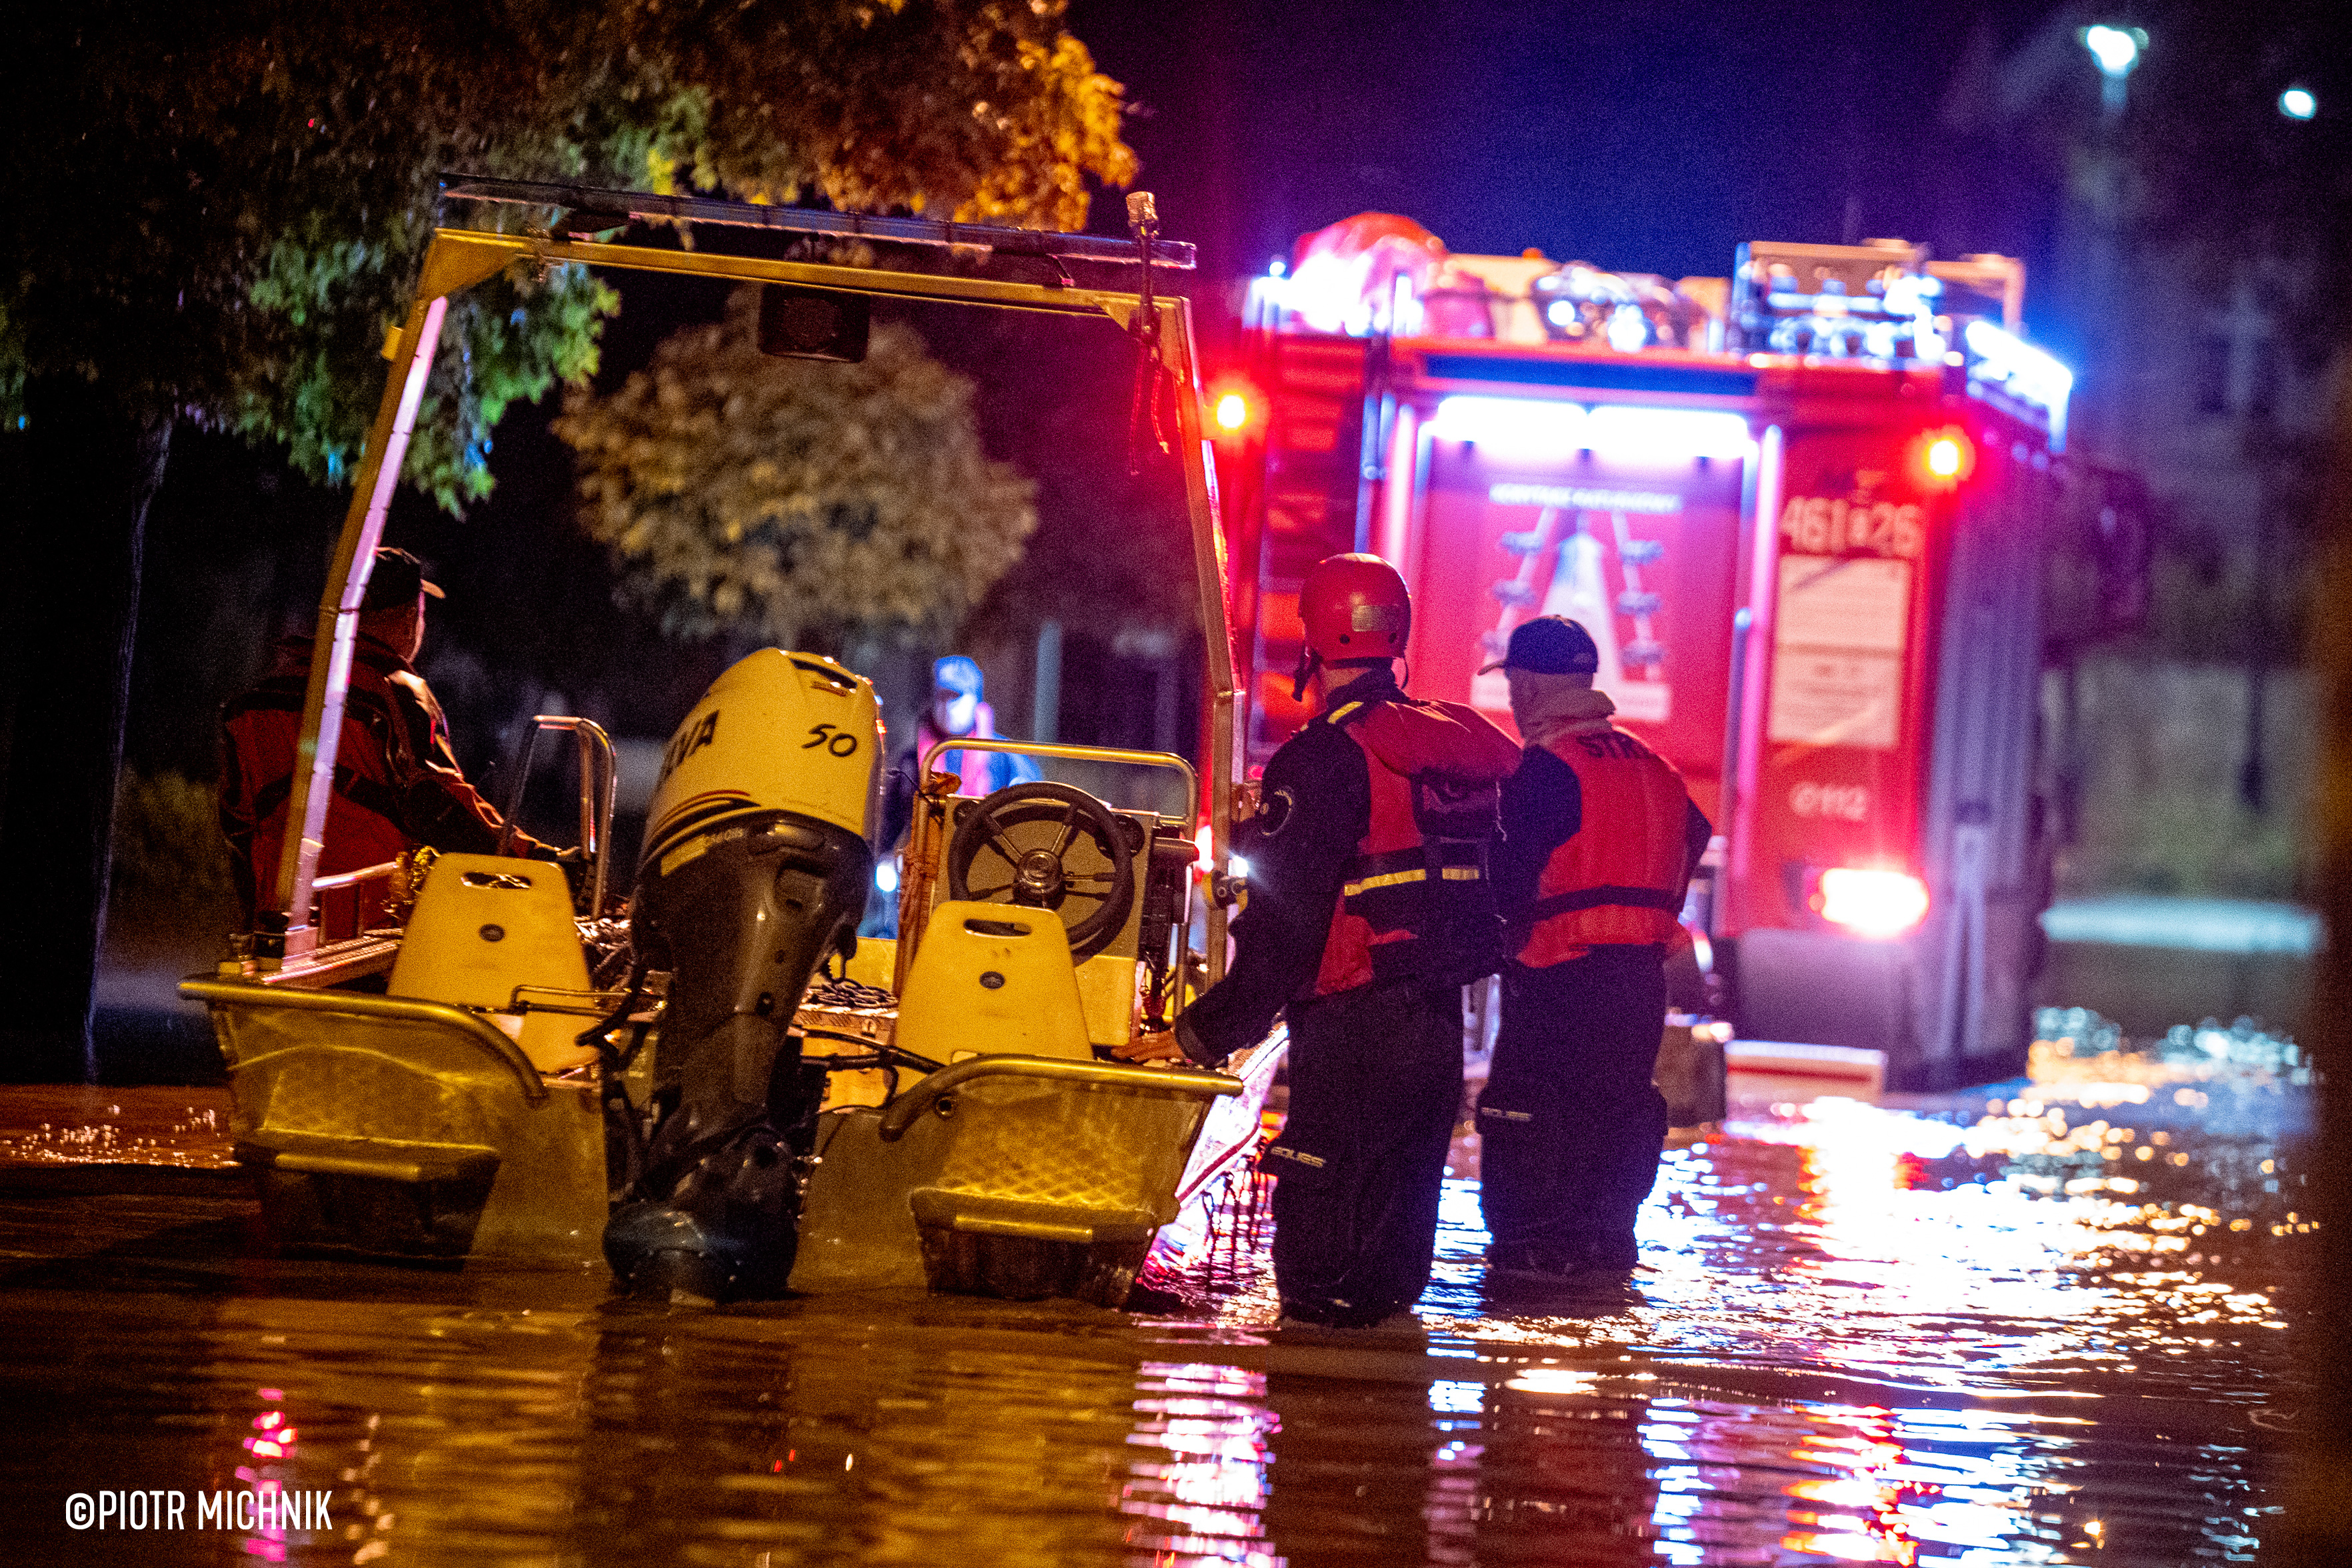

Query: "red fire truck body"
<box><xmin>1215</xmin><ymin>224</ymin><xmax>2073</xmax><ymax>1087</ymax></box>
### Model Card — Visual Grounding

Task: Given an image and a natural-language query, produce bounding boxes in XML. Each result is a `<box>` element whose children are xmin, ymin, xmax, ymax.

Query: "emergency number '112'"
<box><xmin>1779</xmin><ymin>497</ymin><xmax>1924</xmax><ymax>559</ymax></box>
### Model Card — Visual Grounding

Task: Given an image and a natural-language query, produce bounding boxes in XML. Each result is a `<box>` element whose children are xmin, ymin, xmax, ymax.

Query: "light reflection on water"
<box><xmin>0</xmin><ymin>1063</ymin><xmax>2307</xmax><ymax>1566</ymax></box>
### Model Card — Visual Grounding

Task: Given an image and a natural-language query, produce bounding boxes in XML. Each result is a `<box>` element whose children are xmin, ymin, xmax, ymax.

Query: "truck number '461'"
<box><xmin>1780</xmin><ymin>496</ymin><xmax>1924</xmax><ymax>559</ymax></box>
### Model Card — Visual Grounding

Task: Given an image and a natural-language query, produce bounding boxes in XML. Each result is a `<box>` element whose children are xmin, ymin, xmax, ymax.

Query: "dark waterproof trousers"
<box><xmin>1267</xmin><ymin>979</ymin><xmax>1463</xmax><ymax>1324</ymax></box>
<box><xmin>1475</xmin><ymin>944</ymin><xmax>1669</xmax><ymax>1253</ymax></box>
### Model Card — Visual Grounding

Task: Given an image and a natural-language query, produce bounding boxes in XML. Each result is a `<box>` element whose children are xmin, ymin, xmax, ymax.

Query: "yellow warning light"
<box><xmin>1910</xmin><ymin>425</ymin><xmax>1975</xmax><ymax>487</ymax></box>
<box><xmin>1213</xmin><ymin>391</ymin><xmax>1252</xmax><ymax>432</ymax></box>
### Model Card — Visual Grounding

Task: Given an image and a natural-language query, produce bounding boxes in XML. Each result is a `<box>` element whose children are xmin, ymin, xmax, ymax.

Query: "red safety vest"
<box><xmin>1310</xmin><ymin>693</ymin><xmax>1522</xmax><ymax>997</ymax></box>
<box><xmin>1517</xmin><ymin>723</ymin><xmax>1694</xmax><ymax>967</ymax></box>
<box><xmin>219</xmin><ymin>635</ymin><xmax>505</xmax><ymax>939</ymax></box>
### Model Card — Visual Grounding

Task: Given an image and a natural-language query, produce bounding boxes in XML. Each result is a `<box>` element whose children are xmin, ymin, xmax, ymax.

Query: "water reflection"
<box><xmin>1121</xmin><ymin>1361</ymin><xmax>1273</xmax><ymax>1563</ymax></box>
<box><xmin>0</xmin><ymin>1053</ymin><xmax>2307</xmax><ymax>1566</ymax></box>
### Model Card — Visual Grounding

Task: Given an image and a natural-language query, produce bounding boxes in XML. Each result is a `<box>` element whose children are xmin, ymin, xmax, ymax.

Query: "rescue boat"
<box><xmin>181</xmin><ymin>179</ymin><xmax>1280</xmax><ymax>1306</ymax></box>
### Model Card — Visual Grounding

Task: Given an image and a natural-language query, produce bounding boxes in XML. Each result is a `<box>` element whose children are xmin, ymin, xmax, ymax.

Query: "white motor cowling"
<box><xmin>605</xmin><ymin>650</ymin><xmax>881</xmax><ymax>1300</ymax></box>
<box><xmin>641</xmin><ymin>648</ymin><xmax>880</xmax><ymax>866</ymax></box>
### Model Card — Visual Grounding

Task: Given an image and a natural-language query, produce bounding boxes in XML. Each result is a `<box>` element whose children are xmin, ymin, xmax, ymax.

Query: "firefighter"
<box><xmin>877</xmin><ymin>655</ymin><xmax>1041</xmax><ymax>850</ymax></box>
<box><xmin>1116</xmin><ymin>554</ymin><xmax>1521</xmax><ymax>1328</ymax></box>
<box><xmin>219</xmin><ymin>548</ymin><xmax>555</xmax><ymax>940</ymax></box>
<box><xmin>1476</xmin><ymin>615</ymin><xmax>1712</xmax><ymax>1282</ymax></box>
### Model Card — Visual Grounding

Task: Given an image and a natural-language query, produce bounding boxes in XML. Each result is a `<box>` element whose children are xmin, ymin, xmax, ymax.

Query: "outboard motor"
<box><xmin>603</xmin><ymin>650</ymin><xmax>878</xmax><ymax>1299</ymax></box>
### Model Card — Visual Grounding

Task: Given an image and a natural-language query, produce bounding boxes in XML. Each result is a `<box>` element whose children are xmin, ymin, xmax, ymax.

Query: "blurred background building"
<box><xmin>1934</xmin><ymin>3</ymin><xmax>2343</xmax><ymax>905</ymax></box>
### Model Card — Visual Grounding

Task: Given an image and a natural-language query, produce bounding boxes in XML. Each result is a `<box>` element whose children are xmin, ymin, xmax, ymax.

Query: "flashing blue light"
<box><xmin>875</xmin><ymin>859</ymin><xmax>899</xmax><ymax>894</ymax></box>
<box><xmin>1963</xmin><ymin>320</ymin><xmax>2074</xmax><ymax>451</ymax></box>
<box><xmin>1269</xmin><ymin>258</ymin><xmax>1287</xmax><ymax>278</ymax></box>
<box><xmin>2281</xmin><ymin>87</ymin><xmax>2317</xmax><ymax>121</ymax></box>
<box><xmin>1605</xmin><ymin>305</ymin><xmax>1650</xmax><ymax>353</ymax></box>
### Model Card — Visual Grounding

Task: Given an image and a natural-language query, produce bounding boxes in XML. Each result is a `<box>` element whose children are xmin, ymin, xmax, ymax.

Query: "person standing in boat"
<box><xmin>1475</xmin><ymin>615</ymin><xmax>1712</xmax><ymax>1283</ymax></box>
<box><xmin>877</xmin><ymin>655</ymin><xmax>1041</xmax><ymax>850</ymax></box>
<box><xmin>219</xmin><ymin>547</ymin><xmax>555</xmax><ymax>941</ymax></box>
<box><xmin>1117</xmin><ymin>553</ymin><xmax>1520</xmax><ymax>1329</ymax></box>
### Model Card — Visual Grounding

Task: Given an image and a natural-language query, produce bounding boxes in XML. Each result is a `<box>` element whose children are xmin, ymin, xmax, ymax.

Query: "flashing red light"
<box><xmin>1911</xmin><ymin>426</ymin><xmax>1975</xmax><ymax>487</ymax></box>
<box><xmin>1206</xmin><ymin>378</ymin><xmax>1262</xmax><ymax>443</ymax></box>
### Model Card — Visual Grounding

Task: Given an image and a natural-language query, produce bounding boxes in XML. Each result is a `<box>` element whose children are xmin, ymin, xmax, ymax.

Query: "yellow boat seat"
<box><xmin>389</xmin><ymin>854</ymin><xmax>598</xmax><ymax>1073</ymax></box>
<box><xmin>896</xmin><ymin>901</ymin><xmax>1094</xmax><ymax>1065</ymax></box>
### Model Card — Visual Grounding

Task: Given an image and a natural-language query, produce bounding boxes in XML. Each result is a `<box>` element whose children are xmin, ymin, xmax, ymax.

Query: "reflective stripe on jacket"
<box><xmin>1311</xmin><ymin>691</ymin><xmax>1521</xmax><ymax>997</ymax></box>
<box><xmin>1517</xmin><ymin>724</ymin><xmax>1694</xmax><ymax>966</ymax></box>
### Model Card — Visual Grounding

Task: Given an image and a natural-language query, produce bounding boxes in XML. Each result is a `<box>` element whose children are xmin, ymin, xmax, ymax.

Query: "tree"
<box><xmin>556</xmin><ymin>295</ymin><xmax>1037</xmax><ymax>653</ymax></box>
<box><xmin>0</xmin><ymin>0</ymin><xmax>1133</xmax><ymax>1077</ymax></box>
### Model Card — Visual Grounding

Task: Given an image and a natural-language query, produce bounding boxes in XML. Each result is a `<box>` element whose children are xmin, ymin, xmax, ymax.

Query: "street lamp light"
<box><xmin>2279</xmin><ymin>87</ymin><xmax>2317</xmax><ymax>121</ymax></box>
<box><xmin>2079</xmin><ymin>24</ymin><xmax>2147</xmax><ymax>114</ymax></box>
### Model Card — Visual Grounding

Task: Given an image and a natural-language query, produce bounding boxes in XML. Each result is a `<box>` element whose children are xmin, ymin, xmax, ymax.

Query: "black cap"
<box><xmin>361</xmin><ymin>548</ymin><xmax>444</xmax><ymax>613</ymax></box>
<box><xmin>1481</xmin><ymin>615</ymin><xmax>1599</xmax><ymax>676</ymax></box>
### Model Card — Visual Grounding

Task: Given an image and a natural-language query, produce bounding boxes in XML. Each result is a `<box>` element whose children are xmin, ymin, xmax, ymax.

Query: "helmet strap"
<box><xmin>1291</xmin><ymin>646</ymin><xmax>1322</xmax><ymax>703</ymax></box>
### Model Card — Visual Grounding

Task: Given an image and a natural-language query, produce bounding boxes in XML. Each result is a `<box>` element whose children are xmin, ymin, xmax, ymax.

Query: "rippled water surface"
<box><xmin>0</xmin><ymin>1053</ymin><xmax>2313</xmax><ymax>1567</ymax></box>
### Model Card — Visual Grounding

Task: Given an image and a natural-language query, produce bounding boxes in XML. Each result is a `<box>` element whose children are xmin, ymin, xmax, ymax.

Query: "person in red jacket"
<box><xmin>1477</xmin><ymin>616</ymin><xmax>1712</xmax><ymax>1283</ymax></box>
<box><xmin>1119</xmin><ymin>554</ymin><xmax>1521</xmax><ymax>1328</ymax></box>
<box><xmin>219</xmin><ymin>549</ymin><xmax>551</xmax><ymax>941</ymax></box>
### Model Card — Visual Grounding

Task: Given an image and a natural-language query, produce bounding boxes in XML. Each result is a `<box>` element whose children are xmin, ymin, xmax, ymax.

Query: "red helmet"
<box><xmin>1299</xmin><ymin>553</ymin><xmax>1411</xmax><ymax>665</ymax></box>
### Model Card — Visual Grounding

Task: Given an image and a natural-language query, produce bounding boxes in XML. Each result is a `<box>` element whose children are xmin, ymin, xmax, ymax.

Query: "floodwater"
<box><xmin>0</xmin><ymin>1026</ymin><xmax>2315</xmax><ymax>1567</ymax></box>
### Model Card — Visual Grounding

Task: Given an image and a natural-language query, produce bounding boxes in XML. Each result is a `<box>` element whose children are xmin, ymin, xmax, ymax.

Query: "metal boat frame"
<box><xmin>183</xmin><ymin>178</ymin><xmax>1272</xmax><ymax>1299</ymax></box>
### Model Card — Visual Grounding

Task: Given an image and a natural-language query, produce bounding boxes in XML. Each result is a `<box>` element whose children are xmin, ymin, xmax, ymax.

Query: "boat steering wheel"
<box><xmin>945</xmin><ymin>781</ymin><xmax>1137</xmax><ymax>958</ymax></box>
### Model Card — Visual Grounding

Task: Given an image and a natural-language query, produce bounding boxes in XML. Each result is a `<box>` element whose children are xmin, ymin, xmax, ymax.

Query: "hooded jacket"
<box><xmin>877</xmin><ymin>703</ymin><xmax>1042</xmax><ymax>850</ymax></box>
<box><xmin>1491</xmin><ymin>679</ymin><xmax>1711</xmax><ymax>966</ymax></box>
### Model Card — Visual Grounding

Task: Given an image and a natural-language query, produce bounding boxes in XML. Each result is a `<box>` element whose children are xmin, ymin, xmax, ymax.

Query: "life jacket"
<box><xmin>219</xmin><ymin>635</ymin><xmax>498</xmax><ymax>939</ymax></box>
<box><xmin>1309</xmin><ymin>688</ymin><xmax>1523</xmax><ymax>997</ymax></box>
<box><xmin>1517</xmin><ymin>723</ymin><xmax>1693</xmax><ymax>966</ymax></box>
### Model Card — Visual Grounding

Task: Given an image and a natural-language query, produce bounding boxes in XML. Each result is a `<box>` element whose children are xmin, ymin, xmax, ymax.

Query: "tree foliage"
<box><xmin>1</xmin><ymin>0</ymin><xmax>1135</xmax><ymax>511</ymax></box>
<box><xmin>556</xmin><ymin>291</ymin><xmax>1037</xmax><ymax>649</ymax></box>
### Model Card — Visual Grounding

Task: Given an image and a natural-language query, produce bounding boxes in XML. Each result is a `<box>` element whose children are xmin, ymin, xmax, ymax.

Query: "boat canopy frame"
<box><xmin>259</xmin><ymin>179</ymin><xmax>1238</xmax><ymax>975</ymax></box>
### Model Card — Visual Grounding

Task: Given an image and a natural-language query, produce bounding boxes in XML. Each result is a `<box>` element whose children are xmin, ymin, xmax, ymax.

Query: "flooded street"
<box><xmin>0</xmin><ymin>1025</ymin><xmax>2315</xmax><ymax>1567</ymax></box>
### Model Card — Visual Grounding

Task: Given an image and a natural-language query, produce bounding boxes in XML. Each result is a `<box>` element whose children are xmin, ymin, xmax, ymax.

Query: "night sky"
<box><xmin>1072</xmin><ymin>0</ymin><xmax>2069</xmax><ymax>309</ymax></box>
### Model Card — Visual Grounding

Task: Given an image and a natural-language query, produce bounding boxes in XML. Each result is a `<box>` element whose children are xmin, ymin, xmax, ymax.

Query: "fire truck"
<box><xmin>1211</xmin><ymin>215</ymin><xmax>2079</xmax><ymax>1088</ymax></box>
